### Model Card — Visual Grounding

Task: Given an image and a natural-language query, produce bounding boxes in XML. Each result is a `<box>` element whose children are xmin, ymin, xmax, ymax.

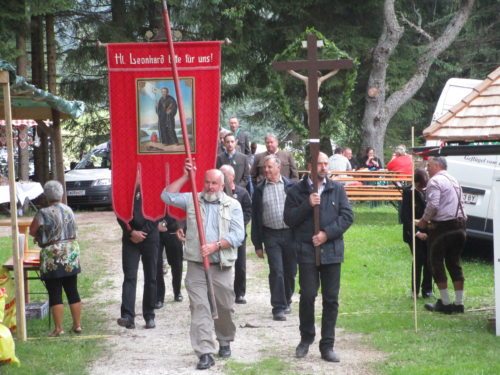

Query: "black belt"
<box><xmin>263</xmin><ymin>226</ymin><xmax>289</xmax><ymax>231</ymax></box>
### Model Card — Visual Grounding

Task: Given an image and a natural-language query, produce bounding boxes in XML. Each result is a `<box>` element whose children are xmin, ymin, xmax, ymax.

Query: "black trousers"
<box><xmin>263</xmin><ymin>228</ymin><xmax>297</xmax><ymax>314</ymax></box>
<box><xmin>234</xmin><ymin>234</ymin><xmax>247</xmax><ymax>298</ymax></box>
<box><xmin>298</xmin><ymin>262</ymin><xmax>341</xmax><ymax>352</ymax></box>
<box><xmin>157</xmin><ymin>231</ymin><xmax>183</xmax><ymax>302</ymax></box>
<box><xmin>407</xmin><ymin>239</ymin><xmax>433</xmax><ymax>295</ymax></box>
<box><xmin>45</xmin><ymin>275</ymin><xmax>80</xmax><ymax>307</ymax></box>
<box><xmin>121</xmin><ymin>234</ymin><xmax>158</xmax><ymax>321</ymax></box>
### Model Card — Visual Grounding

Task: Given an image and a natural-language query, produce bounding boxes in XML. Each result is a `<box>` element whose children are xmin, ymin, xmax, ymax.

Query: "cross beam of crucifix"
<box><xmin>272</xmin><ymin>33</ymin><xmax>353</xmax><ymax>266</ymax></box>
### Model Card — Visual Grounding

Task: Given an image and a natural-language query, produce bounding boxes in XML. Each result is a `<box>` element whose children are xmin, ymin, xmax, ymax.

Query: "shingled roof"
<box><xmin>423</xmin><ymin>66</ymin><xmax>500</xmax><ymax>141</ymax></box>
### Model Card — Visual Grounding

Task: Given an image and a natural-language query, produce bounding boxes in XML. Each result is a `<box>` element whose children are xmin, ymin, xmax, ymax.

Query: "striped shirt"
<box><xmin>262</xmin><ymin>177</ymin><xmax>288</xmax><ymax>230</ymax></box>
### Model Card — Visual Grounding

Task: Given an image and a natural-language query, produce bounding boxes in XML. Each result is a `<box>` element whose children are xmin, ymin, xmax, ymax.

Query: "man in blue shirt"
<box><xmin>161</xmin><ymin>160</ymin><xmax>245</xmax><ymax>370</ymax></box>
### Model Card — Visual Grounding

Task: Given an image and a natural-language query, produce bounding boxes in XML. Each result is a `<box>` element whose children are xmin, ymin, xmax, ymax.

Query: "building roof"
<box><xmin>0</xmin><ymin>60</ymin><xmax>85</xmax><ymax>120</ymax></box>
<box><xmin>423</xmin><ymin>66</ymin><xmax>500</xmax><ymax>141</ymax></box>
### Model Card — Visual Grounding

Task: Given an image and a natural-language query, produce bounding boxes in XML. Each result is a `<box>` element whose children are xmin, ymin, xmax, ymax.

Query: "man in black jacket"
<box><xmin>284</xmin><ymin>152</ymin><xmax>353</xmax><ymax>362</ymax></box>
<box><xmin>220</xmin><ymin>164</ymin><xmax>252</xmax><ymax>304</ymax></box>
<box><xmin>117</xmin><ymin>187</ymin><xmax>158</xmax><ymax>329</ymax></box>
<box><xmin>216</xmin><ymin>133</ymin><xmax>250</xmax><ymax>188</ymax></box>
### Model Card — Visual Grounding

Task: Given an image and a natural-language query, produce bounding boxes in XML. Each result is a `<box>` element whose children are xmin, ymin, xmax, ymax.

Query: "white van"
<box><xmin>65</xmin><ymin>142</ymin><xmax>112</xmax><ymax>208</ymax></box>
<box><xmin>426</xmin><ymin>78</ymin><xmax>498</xmax><ymax>240</ymax></box>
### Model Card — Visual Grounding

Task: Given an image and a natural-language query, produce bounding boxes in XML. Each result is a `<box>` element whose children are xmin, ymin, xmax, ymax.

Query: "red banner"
<box><xmin>107</xmin><ymin>41</ymin><xmax>222</xmax><ymax>221</ymax></box>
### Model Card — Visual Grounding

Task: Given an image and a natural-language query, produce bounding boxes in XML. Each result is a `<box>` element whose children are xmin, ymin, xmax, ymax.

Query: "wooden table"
<box><xmin>2</xmin><ymin>250</ymin><xmax>40</xmax><ymax>304</ymax></box>
<box><xmin>0</xmin><ymin>217</ymin><xmax>40</xmax><ymax>303</ymax></box>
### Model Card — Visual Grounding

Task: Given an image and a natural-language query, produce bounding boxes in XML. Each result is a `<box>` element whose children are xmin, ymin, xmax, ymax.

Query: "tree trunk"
<box><xmin>361</xmin><ymin>0</ymin><xmax>475</xmax><ymax>163</ymax></box>
<box><xmin>31</xmin><ymin>14</ymin><xmax>50</xmax><ymax>184</ymax></box>
<box><xmin>46</xmin><ymin>14</ymin><xmax>67</xmax><ymax>203</ymax></box>
<box><xmin>16</xmin><ymin>16</ymin><xmax>30</xmax><ymax>181</ymax></box>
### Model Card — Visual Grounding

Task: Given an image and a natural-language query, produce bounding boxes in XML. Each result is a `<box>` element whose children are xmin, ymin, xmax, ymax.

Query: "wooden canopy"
<box><xmin>423</xmin><ymin>66</ymin><xmax>500</xmax><ymax>141</ymax></box>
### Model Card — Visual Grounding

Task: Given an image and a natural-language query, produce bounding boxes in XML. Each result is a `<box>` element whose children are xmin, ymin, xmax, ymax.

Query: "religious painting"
<box><xmin>136</xmin><ymin>78</ymin><xmax>195</xmax><ymax>154</ymax></box>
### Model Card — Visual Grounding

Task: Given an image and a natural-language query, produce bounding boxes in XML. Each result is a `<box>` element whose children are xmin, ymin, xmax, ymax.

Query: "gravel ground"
<box><xmin>76</xmin><ymin>211</ymin><xmax>385</xmax><ymax>375</ymax></box>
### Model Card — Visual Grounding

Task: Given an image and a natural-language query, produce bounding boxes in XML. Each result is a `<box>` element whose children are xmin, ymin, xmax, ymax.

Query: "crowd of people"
<box><xmin>27</xmin><ymin>117</ymin><xmax>468</xmax><ymax>371</ymax></box>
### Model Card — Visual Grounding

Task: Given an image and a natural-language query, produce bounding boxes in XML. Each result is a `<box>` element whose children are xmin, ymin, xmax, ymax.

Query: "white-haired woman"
<box><xmin>29</xmin><ymin>180</ymin><xmax>82</xmax><ymax>337</ymax></box>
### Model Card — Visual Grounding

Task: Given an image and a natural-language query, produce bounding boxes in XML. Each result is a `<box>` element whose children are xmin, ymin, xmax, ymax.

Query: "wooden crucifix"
<box><xmin>272</xmin><ymin>33</ymin><xmax>353</xmax><ymax>266</ymax></box>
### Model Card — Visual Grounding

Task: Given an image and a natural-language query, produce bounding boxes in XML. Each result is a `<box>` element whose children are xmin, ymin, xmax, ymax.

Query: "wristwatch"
<box><xmin>217</xmin><ymin>241</ymin><xmax>222</xmax><ymax>250</ymax></box>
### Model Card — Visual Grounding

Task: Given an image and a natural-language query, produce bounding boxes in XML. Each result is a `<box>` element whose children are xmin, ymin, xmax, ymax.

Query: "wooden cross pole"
<box><xmin>272</xmin><ymin>33</ymin><xmax>353</xmax><ymax>266</ymax></box>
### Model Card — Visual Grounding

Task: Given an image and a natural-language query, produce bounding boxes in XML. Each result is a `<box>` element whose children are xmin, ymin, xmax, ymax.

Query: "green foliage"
<box><xmin>268</xmin><ymin>28</ymin><xmax>358</xmax><ymax>149</ymax></box>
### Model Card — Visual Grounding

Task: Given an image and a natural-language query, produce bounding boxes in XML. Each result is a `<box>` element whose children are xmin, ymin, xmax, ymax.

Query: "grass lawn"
<box><xmin>0</xmin><ymin>206</ymin><xmax>498</xmax><ymax>374</ymax></box>
<box><xmin>0</xmin><ymin>232</ymin><xmax>108</xmax><ymax>374</ymax></box>
<box><xmin>342</xmin><ymin>204</ymin><xmax>499</xmax><ymax>375</ymax></box>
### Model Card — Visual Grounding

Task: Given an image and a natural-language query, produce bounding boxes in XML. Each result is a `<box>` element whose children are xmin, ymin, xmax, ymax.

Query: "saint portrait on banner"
<box><xmin>136</xmin><ymin>78</ymin><xmax>195</xmax><ymax>154</ymax></box>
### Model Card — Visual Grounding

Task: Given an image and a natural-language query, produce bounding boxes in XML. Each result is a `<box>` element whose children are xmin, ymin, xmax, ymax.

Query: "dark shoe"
<box><xmin>452</xmin><ymin>303</ymin><xmax>465</xmax><ymax>313</ymax></box>
<box><xmin>321</xmin><ymin>349</ymin><xmax>340</xmax><ymax>362</ymax></box>
<box><xmin>424</xmin><ymin>299</ymin><xmax>453</xmax><ymax>314</ymax></box>
<box><xmin>174</xmin><ymin>294</ymin><xmax>183</xmax><ymax>302</ymax></box>
<box><xmin>117</xmin><ymin>317</ymin><xmax>135</xmax><ymax>329</ymax></box>
<box><xmin>218</xmin><ymin>344</ymin><xmax>231</xmax><ymax>358</ymax></box>
<box><xmin>284</xmin><ymin>305</ymin><xmax>292</xmax><ymax>314</ymax></box>
<box><xmin>145</xmin><ymin>319</ymin><xmax>156</xmax><ymax>329</ymax></box>
<box><xmin>422</xmin><ymin>291</ymin><xmax>433</xmax><ymax>299</ymax></box>
<box><xmin>196</xmin><ymin>354</ymin><xmax>215</xmax><ymax>370</ymax></box>
<box><xmin>273</xmin><ymin>311</ymin><xmax>286</xmax><ymax>321</ymax></box>
<box><xmin>295</xmin><ymin>341</ymin><xmax>310</xmax><ymax>358</ymax></box>
<box><xmin>154</xmin><ymin>301</ymin><xmax>164</xmax><ymax>309</ymax></box>
<box><xmin>235</xmin><ymin>296</ymin><xmax>247</xmax><ymax>304</ymax></box>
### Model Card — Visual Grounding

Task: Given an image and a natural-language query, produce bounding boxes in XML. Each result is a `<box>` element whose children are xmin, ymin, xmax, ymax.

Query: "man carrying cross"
<box><xmin>284</xmin><ymin>152</ymin><xmax>353</xmax><ymax>362</ymax></box>
<box><xmin>274</xmin><ymin>34</ymin><xmax>354</xmax><ymax>362</ymax></box>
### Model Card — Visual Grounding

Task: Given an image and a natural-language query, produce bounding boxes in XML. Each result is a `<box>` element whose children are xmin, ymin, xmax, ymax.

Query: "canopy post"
<box><xmin>0</xmin><ymin>70</ymin><xmax>27</xmax><ymax>341</ymax></box>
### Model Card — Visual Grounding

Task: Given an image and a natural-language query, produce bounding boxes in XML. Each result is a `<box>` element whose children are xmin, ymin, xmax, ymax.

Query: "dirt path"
<box><xmin>79</xmin><ymin>211</ymin><xmax>384</xmax><ymax>375</ymax></box>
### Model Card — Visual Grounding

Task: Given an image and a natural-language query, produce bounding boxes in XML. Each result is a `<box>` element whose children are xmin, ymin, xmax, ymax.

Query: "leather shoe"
<box><xmin>284</xmin><ymin>305</ymin><xmax>292</xmax><ymax>314</ymax></box>
<box><xmin>321</xmin><ymin>349</ymin><xmax>340</xmax><ymax>362</ymax></box>
<box><xmin>218</xmin><ymin>345</ymin><xmax>231</xmax><ymax>358</ymax></box>
<box><xmin>424</xmin><ymin>299</ymin><xmax>453</xmax><ymax>314</ymax></box>
<box><xmin>117</xmin><ymin>317</ymin><xmax>135</xmax><ymax>329</ymax></box>
<box><xmin>196</xmin><ymin>354</ymin><xmax>215</xmax><ymax>370</ymax></box>
<box><xmin>422</xmin><ymin>291</ymin><xmax>433</xmax><ymax>299</ymax></box>
<box><xmin>145</xmin><ymin>319</ymin><xmax>156</xmax><ymax>329</ymax></box>
<box><xmin>235</xmin><ymin>296</ymin><xmax>247</xmax><ymax>304</ymax></box>
<box><xmin>174</xmin><ymin>294</ymin><xmax>183</xmax><ymax>302</ymax></box>
<box><xmin>295</xmin><ymin>341</ymin><xmax>310</xmax><ymax>358</ymax></box>
<box><xmin>154</xmin><ymin>301</ymin><xmax>164</xmax><ymax>309</ymax></box>
<box><xmin>273</xmin><ymin>311</ymin><xmax>286</xmax><ymax>321</ymax></box>
<box><xmin>452</xmin><ymin>303</ymin><xmax>465</xmax><ymax>313</ymax></box>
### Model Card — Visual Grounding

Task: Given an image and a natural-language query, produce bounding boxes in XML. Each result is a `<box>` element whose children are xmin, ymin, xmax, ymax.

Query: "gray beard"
<box><xmin>202</xmin><ymin>191</ymin><xmax>222</xmax><ymax>202</ymax></box>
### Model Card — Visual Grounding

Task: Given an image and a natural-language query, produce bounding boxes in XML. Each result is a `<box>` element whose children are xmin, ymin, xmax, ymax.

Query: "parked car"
<box><xmin>65</xmin><ymin>142</ymin><xmax>112</xmax><ymax>208</ymax></box>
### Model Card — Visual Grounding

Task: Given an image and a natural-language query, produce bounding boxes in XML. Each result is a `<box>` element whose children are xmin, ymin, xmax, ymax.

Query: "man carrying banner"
<box><xmin>161</xmin><ymin>160</ymin><xmax>245</xmax><ymax>370</ymax></box>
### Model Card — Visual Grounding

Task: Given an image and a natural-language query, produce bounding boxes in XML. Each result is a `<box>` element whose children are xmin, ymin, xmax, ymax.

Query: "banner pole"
<box><xmin>161</xmin><ymin>0</ymin><xmax>218</xmax><ymax>319</ymax></box>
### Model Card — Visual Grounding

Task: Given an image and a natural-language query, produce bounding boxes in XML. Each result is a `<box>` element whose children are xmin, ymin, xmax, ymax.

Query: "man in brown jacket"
<box><xmin>250</xmin><ymin>134</ymin><xmax>299</xmax><ymax>185</ymax></box>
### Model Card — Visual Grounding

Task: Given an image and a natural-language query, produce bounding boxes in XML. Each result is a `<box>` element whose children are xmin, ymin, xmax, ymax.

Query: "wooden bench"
<box><xmin>329</xmin><ymin>170</ymin><xmax>412</xmax><ymax>201</ymax></box>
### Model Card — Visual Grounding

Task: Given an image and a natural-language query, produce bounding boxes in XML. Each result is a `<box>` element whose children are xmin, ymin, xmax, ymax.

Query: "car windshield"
<box><xmin>75</xmin><ymin>148</ymin><xmax>111</xmax><ymax>169</ymax></box>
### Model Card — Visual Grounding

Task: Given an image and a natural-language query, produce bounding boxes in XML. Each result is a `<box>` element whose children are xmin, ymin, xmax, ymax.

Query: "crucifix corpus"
<box><xmin>272</xmin><ymin>33</ymin><xmax>353</xmax><ymax>266</ymax></box>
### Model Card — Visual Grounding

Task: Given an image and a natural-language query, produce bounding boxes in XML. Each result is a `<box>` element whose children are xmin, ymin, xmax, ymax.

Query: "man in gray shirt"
<box><xmin>417</xmin><ymin>156</ymin><xmax>467</xmax><ymax>314</ymax></box>
<box><xmin>251</xmin><ymin>155</ymin><xmax>297</xmax><ymax>321</ymax></box>
<box><xmin>161</xmin><ymin>161</ymin><xmax>245</xmax><ymax>370</ymax></box>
